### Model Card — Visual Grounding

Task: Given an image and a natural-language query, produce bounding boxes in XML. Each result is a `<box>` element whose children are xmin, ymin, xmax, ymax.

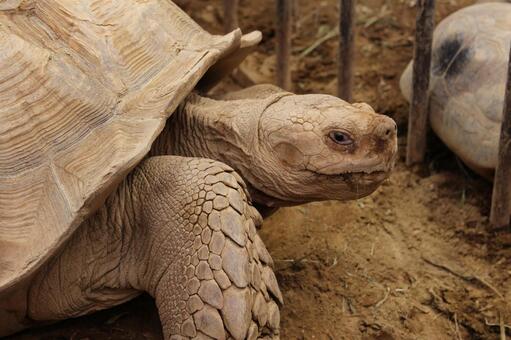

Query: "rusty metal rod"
<box><xmin>337</xmin><ymin>0</ymin><xmax>355</xmax><ymax>102</ymax></box>
<box><xmin>406</xmin><ymin>0</ymin><xmax>436</xmax><ymax>166</ymax></box>
<box><xmin>223</xmin><ymin>0</ymin><xmax>239</xmax><ymax>33</ymax></box>
<box><xmin>490</xmin><ymin>45</ymin><xmax>511</xmax><ymax>229</ymax></box>
<box><xmin>276</xmin><ymin>0</ymin><xmax>292</xmax><ymax>90</ymax></box>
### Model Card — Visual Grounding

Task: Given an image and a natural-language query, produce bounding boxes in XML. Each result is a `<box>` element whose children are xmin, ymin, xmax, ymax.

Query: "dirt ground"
<box><xmin>8</xmin><ymin>0</ymin><xmax>511</xmax><ymax>339</ymax></box>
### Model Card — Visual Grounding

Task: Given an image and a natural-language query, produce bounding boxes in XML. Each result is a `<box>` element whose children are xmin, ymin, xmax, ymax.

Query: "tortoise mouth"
<box><xmin>312</xmin><ymin>168</ymin><xmax>391</xmax><ymax>183</ymax></box>
<box><xmin>337</xmin><ymin>170</ymin><xmax>389</xmax><ymax>183</ymax></box>
<box><xmin>308</xmin><ymin>169</ymin><xmax>392</xmax><ymax>193</ymax></box>
<box><xmin>246</xmin><ymin>169</ymin><xmax>390</xmax><ymax>208</ymax></box>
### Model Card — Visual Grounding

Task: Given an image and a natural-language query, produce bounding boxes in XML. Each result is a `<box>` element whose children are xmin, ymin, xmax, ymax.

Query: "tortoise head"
<box><xmin>169</xmin><ymin>86</ymin><xmax>397</xmax><ymax>208</ymax></box>
<box><xmin>244</xmin><ymin>92</ymin><xmax>398</xmax><ymax>206</ymax></box>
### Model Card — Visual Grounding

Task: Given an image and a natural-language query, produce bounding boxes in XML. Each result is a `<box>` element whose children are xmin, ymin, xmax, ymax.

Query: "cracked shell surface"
<box><xmin>0</xmin><ymin>0</ymin><xmax>247</xmax><ymax>292</ymax></box>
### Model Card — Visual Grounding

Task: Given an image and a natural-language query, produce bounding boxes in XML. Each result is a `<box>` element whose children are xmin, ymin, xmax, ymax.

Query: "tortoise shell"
<box><xmin>0</xmin><ymin>0</ymin><xmax>257</xmax><ymax>292</ymax></box>
<box><xmin>400</xmin><ymin>2</ymin><xmax>511</xmax><ymax>176</ymax></box>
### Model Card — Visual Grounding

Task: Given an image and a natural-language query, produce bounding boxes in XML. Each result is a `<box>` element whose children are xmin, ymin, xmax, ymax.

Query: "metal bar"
<box><xmin>223</xmin><ymin>0</ymin><xmax>239</xmax><ymax>33</ymax></box>
<box><xmin>406</xmin><ymin>0</ymin><xmax>436</xmax><ymax>166</ymax></box>
<box><xmin>490</xmin><ymin>45</ymin><xmax>511</xmax><ymax>229</ymax></box>
<box><xmin>276</xmin><ymin>0</ymin><xmax>292</xmax><ymax>90</ymax></box>
<box><xmin>337</xmin><ymin>0</ymin><xmax>355</xmax><ymax>102</ymax></box>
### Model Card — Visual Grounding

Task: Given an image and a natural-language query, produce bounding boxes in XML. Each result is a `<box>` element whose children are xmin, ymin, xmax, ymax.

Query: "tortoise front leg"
<box><xmin>27</xmin><ymin>156</ymin><xmax>282</xmax><ymax>339</ymax></box>
<box><xmin>130</xmin><ymin>156</ymin><xmax>282</xmax><ymax>339</ymax></box>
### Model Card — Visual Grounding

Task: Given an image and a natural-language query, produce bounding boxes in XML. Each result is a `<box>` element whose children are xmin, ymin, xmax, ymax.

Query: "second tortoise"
<box><xmin>400</xmin><ymin>2</ymin><xmax>511</xmax><ymax>178</ymax></box>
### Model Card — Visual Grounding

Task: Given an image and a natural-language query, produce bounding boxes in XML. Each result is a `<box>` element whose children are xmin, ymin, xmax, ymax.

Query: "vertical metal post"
<box><xmin>337</xmin><ymin>0</ymin><xmax>355</xmax><ymax>102</ymax></box>
<box><xmin>223</xmin><ymin>0</ymin><xmax>239</xmax><ymax>33</ymax></box>
<box><xmin>406</xmin><ymin>0</ymin><xmax>436</xmax><ymax>166</ymax></box>
<box><xmin>490</xmin><ymin>45</ymin><xmax>511</xmax><ymax>229</ymax></box>
<box><xmin>276</xmin><ymin>0</ymin><xmax>292</xmax><ymax>90</ymax></box>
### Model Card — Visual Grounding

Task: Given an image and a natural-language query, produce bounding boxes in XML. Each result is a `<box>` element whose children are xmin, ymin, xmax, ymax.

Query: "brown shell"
<box><xmin>0</xmin><ymin>0</ymin><xmax>252</xmax><ymax>292</ymax></box>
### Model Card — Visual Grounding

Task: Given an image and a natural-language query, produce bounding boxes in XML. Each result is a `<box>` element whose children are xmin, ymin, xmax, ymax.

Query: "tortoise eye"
<box><xmin>329</xmin><ymin>131</ymin><xmax>353</xmax><ymax>145</ymax></box>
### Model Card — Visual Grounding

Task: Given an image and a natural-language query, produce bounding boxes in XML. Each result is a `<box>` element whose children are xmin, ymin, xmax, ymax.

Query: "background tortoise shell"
<box><xmin>400</xmin><ymin>2</ymin><xmax>511</xmax><ymax>176</ymax></box>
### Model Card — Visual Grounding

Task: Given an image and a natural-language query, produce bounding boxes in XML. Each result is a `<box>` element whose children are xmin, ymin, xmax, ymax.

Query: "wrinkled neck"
<box><xmin>151</xmin><ymin>93</ymin><xmax>257</xmax><ymax>174</ymax></box>
<box><xmin>151</xmin><ymin>92</ymin><xmax>296</xmax><ymax>211</ymax></box>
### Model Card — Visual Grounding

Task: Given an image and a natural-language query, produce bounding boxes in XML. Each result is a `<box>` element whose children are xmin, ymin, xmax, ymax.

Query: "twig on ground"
<box><xmin>295</xmin><ymin>7</ymin><xmax>320</xmax><ymax>32</ymax></box>
<box><xmin>363</xmin><ymin>5</ymin><xmax>391</xmax><ymax>28</ymax></box>
<box><xmin>501</xmin><ymin>312</ymin><xmax>507</xmax><ymax>340</ymax></box>
<box><xmin>274</xmin><ymin>258</ymin><xmax>320</xmax><ymax>264</ymax></box>
<box><xmin>454</xmin><ymin>313</ymin><xmax>462</xmax><ymax>340</ymax></box>
<box><xmin>480</xmin><ymin>304</ymin><xmax>495</xmax><ymax>313</ymax></box>
<box><xmin>298</xmin><ymin>27</ymin><xmax>338</xmax><ymax>59</ymax></box>
<box><xmin>485</xmin><ymin>317</ymin><xmax>511</xmax><ymax>331</ymax></box>
<box><xmin>274</xmin><ymin>252</ymin><xmax>320</xmax><ymax>271</ymax></box>
<box><xmin>375</xmin><ymin>286</ymin><xmax>391</xmax><ymax>309</ymax></box>
<box><xmin>412</xmin><ymin>304</ymin><xmax>430</xmax><ymax>314</ymax></box>
<box><xmin>422</xmin><ymin>255</ymin><xmax>504</xmax><ymax>299</ymax></box>
<box><xmin>347</xmin><ymin>297</ymin><xmax>357</xmax><ymax>314</ymax></box>
<box><xmin>476</xmin><ymin>275</ymin><xmax>505</xmax><ymax>300</ymax></box>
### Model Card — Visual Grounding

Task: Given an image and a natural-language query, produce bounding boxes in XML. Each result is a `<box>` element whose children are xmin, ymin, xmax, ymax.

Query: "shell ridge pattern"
<box><xmin>0</xmin><ymin>0</ymin><xmax>241</xmax><ymax>292</ymax></box>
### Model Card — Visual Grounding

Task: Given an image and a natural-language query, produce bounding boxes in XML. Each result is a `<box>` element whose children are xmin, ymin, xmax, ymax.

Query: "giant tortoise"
<box><xmin>400</xmin><ymin>2</ymin><xmax>511</xmax><ymax>178</ymax></box>
<box><xmin>0</xmin><ymin>0</ymin><xmax>397</xmax><ymax>338</ymax></box>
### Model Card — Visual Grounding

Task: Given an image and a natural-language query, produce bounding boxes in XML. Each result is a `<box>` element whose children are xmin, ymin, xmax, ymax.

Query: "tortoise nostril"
<box><xmin>371</xmin><ymin>117</ymin><xmax>398</xmax><ymax>153</ymax></box>
<box><xmin>375</xmin><ymin>118</ymin><xmax>397</xmax><ymax>140</ymax></box>
<box><xmin>385</xmin><ymin>123</ymin><xmax>397</xmax><ymax>136</ymax></box>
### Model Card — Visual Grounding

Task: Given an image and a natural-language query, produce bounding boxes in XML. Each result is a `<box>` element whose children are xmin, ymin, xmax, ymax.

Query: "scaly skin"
<box><xmin>152</xmin><ymin>84</ymin><xmax>398</xmax><ymax>209</ymax></box>
<box><xmin>3</xmin><ymin>85</ymin><xmax>397</xmax><ymax>338</ymax></box>
<box><xmin>15</xmin><ymin>156</ymin><xmax>281</xmax><ymax>339</ymax></box>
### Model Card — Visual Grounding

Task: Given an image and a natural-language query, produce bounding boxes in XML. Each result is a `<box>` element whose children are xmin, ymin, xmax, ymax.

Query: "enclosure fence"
<box><xmin>222</xmin><ymin>0</ymin><xmax>511</xmax><ymax>229</ymax></box>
